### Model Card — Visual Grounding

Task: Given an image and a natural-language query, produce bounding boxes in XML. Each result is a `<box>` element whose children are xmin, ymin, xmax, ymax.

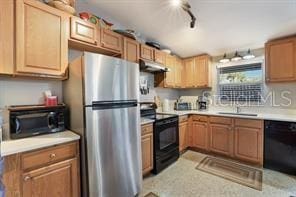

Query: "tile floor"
<box><xmin>141</xmin><ymin>151</ymin><xmax>296</xmax><ymax>197</ymax></box>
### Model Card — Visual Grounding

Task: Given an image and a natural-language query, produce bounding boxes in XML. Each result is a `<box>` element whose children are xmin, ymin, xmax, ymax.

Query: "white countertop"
<box><xmin>1</xmin><ymin>131</ymin><xmax>80</xmax><ymax>157</ymax></box>
<box><xmin>141</xmin><ymin>118</ymin><xmax>155</xmax><ymax>125</ymax></box>
<box><xmin>159</xmin><ymin>110</ymin><xmax>296</xmax><ymax>122</ymax></box>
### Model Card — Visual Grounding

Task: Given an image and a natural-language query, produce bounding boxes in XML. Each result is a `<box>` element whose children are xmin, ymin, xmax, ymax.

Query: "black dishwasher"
<box><xmin>264</xmin><ymin>120</ymin><xmax>296</xmax><ymax>175</ymax></box>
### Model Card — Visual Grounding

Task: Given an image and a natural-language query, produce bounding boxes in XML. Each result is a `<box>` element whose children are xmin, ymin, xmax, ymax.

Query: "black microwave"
<box><xmin>9</xmin><ymin>105</ymin><xmax>68</xmax><ymax>139</ymax></box>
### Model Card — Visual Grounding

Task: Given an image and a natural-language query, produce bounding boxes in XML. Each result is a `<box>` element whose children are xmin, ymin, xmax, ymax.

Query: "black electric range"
<box><xmin>140</xmin><ymin>102</ymin><xmax>179</xmax><ymax>174</ymax></box>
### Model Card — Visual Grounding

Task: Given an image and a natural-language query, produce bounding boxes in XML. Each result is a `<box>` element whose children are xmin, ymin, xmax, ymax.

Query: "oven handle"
<box><xmin>156</xmin><ymin>118</ymin><xmax>178</xmax><ymax>126</ymax></box>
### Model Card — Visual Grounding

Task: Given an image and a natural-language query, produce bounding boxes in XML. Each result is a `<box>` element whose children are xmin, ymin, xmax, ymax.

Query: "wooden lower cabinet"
<box><xmin>179</xmin><ymin>116</ymin><xmax>189</xmax><ymax>152</ymax></box>
<box><xmin>192</xmin><ymin>120</ymin><xmax>208</xmax><ymax>150</ymax></box>
<box><xmin>234</xmin><ymin>119</ymin><xmax>263</xmax><ymax>164</ymax></box>
<box><xmin>141</xmin><ymin>123</ymin><xmax>153</xmax><ymax>175</ymax></box>
<box><xmin>209</xmin><ymin>123</ymin><xmax>234</xmax><ymax>157</ymax></box>
<box><xmin>22</xmin><ymin>158</ymin><xmax>79</xmax><ymax>197</ymax></box>
<box><xmin>3</xmin><ymin>141</ymin><xmax>80</xmax><ymax>197</ymax></box>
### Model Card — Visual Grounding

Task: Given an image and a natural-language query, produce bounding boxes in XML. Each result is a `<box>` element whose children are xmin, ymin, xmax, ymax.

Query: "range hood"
<box><xmin>139</xmin><ymin>59</ymin><xmax>170</xmax><ymax>73</ymax></box>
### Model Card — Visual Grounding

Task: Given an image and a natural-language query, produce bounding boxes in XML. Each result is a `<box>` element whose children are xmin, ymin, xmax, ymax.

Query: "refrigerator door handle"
<box><xmin>91</xmin><ymin>100</ymin><xmax>138</xmax><ymax>110</ymax></box>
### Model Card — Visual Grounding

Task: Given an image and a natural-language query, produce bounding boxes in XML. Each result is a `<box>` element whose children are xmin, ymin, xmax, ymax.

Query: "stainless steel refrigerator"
<box><xmin>64</xmin><ymin>52</ymin><xmax>142</xmax><ymax>197</ymax></box>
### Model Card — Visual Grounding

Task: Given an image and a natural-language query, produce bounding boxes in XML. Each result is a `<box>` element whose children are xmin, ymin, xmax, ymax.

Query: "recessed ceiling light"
<box><xmin>219</xmin><ymin>53</ymin><xmax>230</xmax><ymax>63</ymax></box>
<box><xmin>231</xmin><ymin>51</ymin><xmax>242</xmax><ymax>61</ymax></box>
<box><xmin>243</xmin><ymin>49</ymin><xmax>255</xmax><ymax>60</ymax></box>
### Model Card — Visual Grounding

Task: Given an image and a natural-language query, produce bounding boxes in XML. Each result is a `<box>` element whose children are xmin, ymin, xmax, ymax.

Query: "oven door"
<box><xmin>154</xmin><ymin>118</ymin><xmax>179</xmax><ymax>156</ymax></box>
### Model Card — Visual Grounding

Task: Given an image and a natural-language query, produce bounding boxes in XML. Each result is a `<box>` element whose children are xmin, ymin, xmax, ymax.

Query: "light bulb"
<box><xmin>171</xmin><ymin>0</ymin><xmax>182</xmax><ymax>7</ymax></box>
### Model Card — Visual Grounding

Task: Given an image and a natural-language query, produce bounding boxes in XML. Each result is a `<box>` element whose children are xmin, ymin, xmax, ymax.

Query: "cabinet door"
<box><xmin>234</xmin><ymin>126</ymin><xmax>263</xmax><ymax>164</ymax></box>
<box><xmin>140</xmin><ymin>44</ymin><xmax>154</xmax><ymax>61</ymax></box>
<box><xmin>70</xmin><ymin>17</ymin><xmax>97</xmax><ymax>45</ymax></box>
<box><xmin>16</xmin><ymin>0</ymin><xmax>68</xmax><ymax>76</ymax></box>
<box><xmin>265</xmin><ymin>38</ymin><xmax>296</xmax><ymax>82</ymax></box>
<box><xmin>101</xmin><ymin>29</ymin><xmax>122</xmax><ymax>52</ymax></box>
<box><xmin>183</xmin><ymin>58</ymin><xmax>195</xmax><ymax>88</ymax></box>
<box><xmin>0</xmin><ymin>0</ymin><xmax>14</xmax><ymax>75</ymax></box>
<box><xmin>195</xmin><ymin>55</ymin><xmax>209</xmax><ymax>87</ymax></box>
<box><xmin>179</xmin><ymin>121</ymin><xmax>188</xmax><ymax>152</ymax></box>
<box><xmin>141</xmin><ymin>133</ymin><xmax>153</xmax><ymax>175</ymax></box>
<box><xmin>22</xmin><ymin>158</ymin><xmax>79</xmax><ymax>197</ymax></box>
<box><xmin>174</xmin><ymin>58</ymin><xmax>182</xmax><ymax>88</ymax></box>
<box><xmin>192</xmin><ymin>121</ymin><xmax>208</xmax><ymax>150</ymax></box>
<box><xmin>209</xmin><ymin>124</ymin><xmax>234</xmax><ymax>156</ymax></box>
<box><xmin>154</xmin><ymin>50</ymin><xmax>166</xmax><ymax>65</ymax></box>
<box><xmin>165</xmin><ymin>55</ymin><xmax>176</xmax><ymax>87</ymax></box>
<box><xmin>123</xmin><ymin>38</ymin><xmax>140</xmax><ymax>63</ymax></box>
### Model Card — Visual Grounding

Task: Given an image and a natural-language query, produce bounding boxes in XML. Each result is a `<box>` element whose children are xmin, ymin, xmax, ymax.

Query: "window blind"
<box><xmin>218</xmin><ymin>63</ymin><xmax>263</xmax><ymax>102</ymax></box>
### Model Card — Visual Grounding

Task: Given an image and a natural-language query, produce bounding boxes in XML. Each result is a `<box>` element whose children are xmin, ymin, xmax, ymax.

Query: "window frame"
<box><xmin>217</xmin><ymin>62</ymin><xmax>264</xmax><ymax>105</ymax></box>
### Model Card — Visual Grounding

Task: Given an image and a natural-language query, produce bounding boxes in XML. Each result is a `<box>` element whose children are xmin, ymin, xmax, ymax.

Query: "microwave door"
<box><xmin>12</xmin><ymin>113</ymin><xmax>50</xmax><ymax>138</ymax></box>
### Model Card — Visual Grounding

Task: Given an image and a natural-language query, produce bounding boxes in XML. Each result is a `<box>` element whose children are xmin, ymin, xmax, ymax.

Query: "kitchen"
<box><xmin>0</xmin><ymin>0</ymin><xmax>296</xmax><ymax>197</ymax></box>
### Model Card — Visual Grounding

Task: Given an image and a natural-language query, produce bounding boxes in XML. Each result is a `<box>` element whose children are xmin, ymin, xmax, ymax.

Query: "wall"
<box><xmin>0</xmin><ymin>78</ymin><xmax>62</xmax><ymax>109</ymax></box>
<box><xmin>140</xmin><ymin>72</ymin><xmax>179</xmax><ymax>102</ymax></box>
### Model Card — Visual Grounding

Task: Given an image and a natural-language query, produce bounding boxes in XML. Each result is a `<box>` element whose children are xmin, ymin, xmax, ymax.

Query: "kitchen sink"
<box><xmin>218</xmin><ymin>112</ymin><xmax>258</xmax><ymax>117</ymax></box>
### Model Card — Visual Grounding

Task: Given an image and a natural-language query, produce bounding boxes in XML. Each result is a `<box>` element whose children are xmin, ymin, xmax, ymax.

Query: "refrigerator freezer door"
<box><xmin>85</xmin><ymin>106</ymin><xmax>142</xmax><ymax>197</ymax></box>
<box><xmin>83</xmin><ymin>53</ymin><xmax>139</xmax><ymax>106</ymax></box>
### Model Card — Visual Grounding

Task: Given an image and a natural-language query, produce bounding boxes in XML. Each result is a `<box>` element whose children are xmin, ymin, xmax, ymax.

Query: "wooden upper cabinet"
<box><xmin>165</xmin><ymin>55</ymin><xmax>176</xmax><ymax>87</ymax></box>
<box><xmin>0</xmin><ymin>0</ymin><xmax>14</xmax><ymax>75</ymax></box>
<box><xmin>192</xmin><ymin>120</ymin><xmax>208</xmax><ymax>150</ymax></box>
<box><xmin>154</xmin><ymin>50</ymin><xmax>166</xmax><ymax>65</ymax></box>
<box><xmin>22</xmin><ymin>158</ymin><xmax>79</xmax><ymax>197</ymax></box>
<box><xmin>123</xmin><ymin>38</ymin><xmax>140</xmax><ymax>63</ymax></box>
<box><xmin>183</xmin><ymin>57</ymin><xmax>195</xmax><ymax>87</ymax></box>
<box><xmin>265</xmin><ymin>37</ymin><xmax>296</xmax><ymax>82</ymax></box>
<box><xmin>174</xmin><ymin>58</ymin><xmax>182</xmax><ymax>88</ymax></box>
<box><xmin>140</xmin><ymin>44</ymin><xmax>154</xmax><ymax>61</ymax></box>
<box><xmin>15</xmin><ymin>0</ymin><xmax>68</xmax><ymax>76</ymax></box>
<box><xmin>70</xmin><ymin>17</ymin><xmax>97</xmax><ymax>45</ymax></box>
<box><xmin>195</xmin><ymin>55</ymin><xmax>210</xmax><ymax>87</ymax></box>
<box><xmin>101</xmin><ymin>29</ymin><xmax>122</xmax><ymax>52</ymax></box>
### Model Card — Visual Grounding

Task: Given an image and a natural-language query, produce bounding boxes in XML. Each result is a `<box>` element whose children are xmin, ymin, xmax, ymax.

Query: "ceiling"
<box><xmin>77</xmin><ymin>0</ymin><xmax>296</xmax><ymax>58</ymax></box>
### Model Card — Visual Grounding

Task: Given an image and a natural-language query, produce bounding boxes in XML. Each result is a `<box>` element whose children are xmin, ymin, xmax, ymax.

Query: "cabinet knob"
<box><xmin>24</xmin><ymin>176</ymin><xmax>31</xmax><ymax>182</ymax></box>
<box><xmin>49</xmin><ymin>153</ymin><xmax>56</xmax><ymax>159</ymax></box>
<box><xmin>94</xmin><ymin>41</ymin><xmax>98</xmax><ymax>45</ymax></box>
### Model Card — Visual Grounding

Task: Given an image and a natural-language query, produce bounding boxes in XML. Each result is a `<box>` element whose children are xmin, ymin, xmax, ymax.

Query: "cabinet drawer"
<box><xmin>101</xmin><ymin>29</ymin><xmax>122</xmax><ymax>52</ymax></box>
<box><xmin>234</xmin><ymin>118</ymin><xmax>263</xmax><ymax>129</ymax></box>
<box><xmin>192</xmin><ymin>115</ymin><xmax>208</xmax><ymax>122</ymax></box>
<box><xmin>22</xmin><ymin>142</ymin><xmax>77</xmax><ymax>171</ymax></box>
<box><xmin>179</xmin><ymin>115</ymin><xmax>188</xmax><ymax>123</ymax></box>
<box><xmin>209</xmin><ymin>116</ymin><xmax>232</xmax><ymax>125</ymax></box>
<box><xmin>70</xmin><ymin>17</ymin><xmax>97</xmax><ymax>45</ymax></box>
<box><xmin>141</xmin><ymin>123</ymin><xmax>153</xmax><ymax>135</ymax></box>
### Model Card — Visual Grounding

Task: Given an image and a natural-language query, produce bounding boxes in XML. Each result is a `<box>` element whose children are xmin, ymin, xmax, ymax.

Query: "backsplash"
<box><xmin>140</xmin><ymin>72</ymin><xmax>179</xmax><ymax>102</ymax></box>
<box><xmin>0</xmin><ymin>78</ymin><xmax>62</xmax><ymax>109</ymax></box>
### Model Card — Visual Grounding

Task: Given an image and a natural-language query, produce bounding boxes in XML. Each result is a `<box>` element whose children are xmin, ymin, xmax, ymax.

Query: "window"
<box><xmin>218</xmin><ymin>63</ymin><xmax>263</xmax><ymax>103</ymax></box>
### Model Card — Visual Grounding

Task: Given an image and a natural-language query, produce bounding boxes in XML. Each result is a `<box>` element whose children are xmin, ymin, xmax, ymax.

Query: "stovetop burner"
<box><xmin>140</xmin><ymin>102</ymin><xmax>178</xmax><ymax>121</ymax></box>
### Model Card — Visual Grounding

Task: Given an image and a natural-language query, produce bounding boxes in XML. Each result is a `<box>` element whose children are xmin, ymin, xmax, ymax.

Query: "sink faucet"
<box><xmin>236</xmin><ymin>106</ymin><xmax>241</xmax><ymax>114</ymax></box>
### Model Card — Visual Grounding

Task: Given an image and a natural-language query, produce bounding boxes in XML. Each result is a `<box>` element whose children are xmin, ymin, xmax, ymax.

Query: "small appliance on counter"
<box><xmin>7</xmin><ymin>104</ymin><xmax>68</xmax><ymax>139</ymax></box>
<box><xmin>175</xmin><ymin>100</ymin><xmax>192</xmax><ymax>111</ymax></box>
<box><xmin>197</xmin><ymin>96</ymin><xmax>208</xmax><ymax>111</ymax></box>
<box><xmin>140</xmin><ymin>102</ymin><xmax>179</xmax><ymax>174</ymax></box>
